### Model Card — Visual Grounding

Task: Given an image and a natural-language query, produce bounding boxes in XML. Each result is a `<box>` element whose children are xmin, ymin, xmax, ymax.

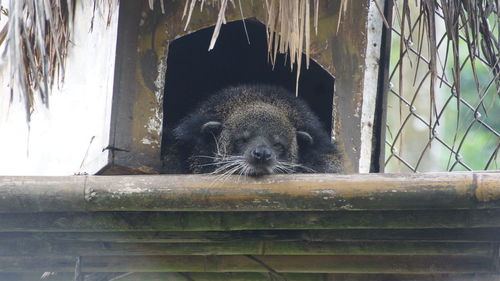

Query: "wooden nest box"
<box><xmin>100</xmin><ymin>0</ymin><xmax>383</xmax><ymax>175</ymax></box>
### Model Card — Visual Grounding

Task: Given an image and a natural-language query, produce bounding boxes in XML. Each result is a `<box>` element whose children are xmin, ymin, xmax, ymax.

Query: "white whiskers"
<box><xmin>193</xmin><ymin>137</ymin><xmax>316</xmax><ymax>182</ymax></box>
<box><xmin>274</xmin><ymin>160</ymin><xmax>317</xmax><ymax>174</ymax></box>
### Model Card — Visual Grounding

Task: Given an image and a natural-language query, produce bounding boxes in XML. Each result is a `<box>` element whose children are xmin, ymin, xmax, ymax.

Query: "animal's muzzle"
<box><xmin>251</xmin><ymin>146</ymin><xmax>273</xmax><ymax>163</ymax></box>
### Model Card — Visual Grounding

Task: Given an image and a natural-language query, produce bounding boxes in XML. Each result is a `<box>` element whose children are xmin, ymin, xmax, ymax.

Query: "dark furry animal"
<box><xmin>162</xmin><ymin>84</ymin><xmax>343</xmax><ymax>176</ymax></box>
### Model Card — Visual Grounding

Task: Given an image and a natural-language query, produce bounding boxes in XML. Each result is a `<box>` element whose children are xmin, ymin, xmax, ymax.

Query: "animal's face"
<box><xmin>201</xmin><ymin>105</ymin><xmax>313</xmax><ymax>176</ymax></box>
<box><xmin>226</xmin><ymin>124</ymin><xmax>295</xmax><ymax>175</ymax></box>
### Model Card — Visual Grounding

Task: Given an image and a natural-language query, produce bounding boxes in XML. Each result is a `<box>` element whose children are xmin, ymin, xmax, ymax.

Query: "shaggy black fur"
<box><xmin>161</xmin><ymin>84</ymin><xmax>343</xmax><ymax>174</ymax></box>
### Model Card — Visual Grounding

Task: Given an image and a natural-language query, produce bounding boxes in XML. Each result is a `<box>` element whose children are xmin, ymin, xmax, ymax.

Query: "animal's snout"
<box><xmin>251</xmin><ymin>146</ymin><xmax>273</xmax><ymax>162</ymax></box>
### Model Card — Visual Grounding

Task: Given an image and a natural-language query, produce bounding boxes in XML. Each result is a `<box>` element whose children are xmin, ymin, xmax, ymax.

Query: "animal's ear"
<box><xmin>297</xmin><ymin>131</ymin><xmax>314</xmax><ymax>146</ymax></box>
<box><xmin>201</xmin><ymin>121</ymin><xmax>222</xmax><ymax>135</ymax></box>
<box><xmin>173</xmin><ymin>113</ymin><xmax>219</xmax><ymax>143</ymax></box>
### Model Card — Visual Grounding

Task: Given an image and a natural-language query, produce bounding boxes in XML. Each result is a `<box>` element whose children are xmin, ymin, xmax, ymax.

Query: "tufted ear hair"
<box><xmin>201</xmin><ymin>121</ymin><xmax>222</xmax><ymax>135</ymax></box>
<box><xmin>297</xmin><ymin>131</ymin><xmax>314</xmax><ymax>146</ymax></box>
<box><xmin>172</xmin><ymin>112</ymin><xmax>220</xmax><ymax>143</ymax></box>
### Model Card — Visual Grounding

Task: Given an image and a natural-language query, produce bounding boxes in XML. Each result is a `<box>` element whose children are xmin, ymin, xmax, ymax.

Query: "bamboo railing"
<box><xmin>0</xmin><ymin>172</ymin><xmax>499</xmax><ymax>212</ymax></box>
<box><xmin>0</xmin><ymin>172</ymin><xmax>499</xmax><ymax>280</ymax></box>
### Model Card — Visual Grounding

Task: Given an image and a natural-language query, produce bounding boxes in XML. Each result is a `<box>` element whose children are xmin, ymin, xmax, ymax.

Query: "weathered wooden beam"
<box><xmin>1</xmin><ymin>209</ymin><xmax>500</xmax><ymax>232</ymax></box>
<box><xmin>0</xmin><ymin>240</ymin><xmax>492</xmax><ymax>256</ymax></box>
<box><xmin>1</xmin><ymin>228</ymin><xmax>499</xmax><ymax>243</ymax></box>
<box><xmin>3</xmin><ymin>272</ymin><xmax>499</xmax><ymax>281</ymax></box>
<box><xmin>0</xmin><ymin>172</ymin><xmax>498</xmax><ymax>212</ymax></box>
<box><xmin>0</xmin><ymin>255</ymin><xmax>496</xmax><ymax>273</ymax></box>
<box><xmin>110</xmin><ymin>273</ymin><xmax>500</xmax><ymax>281</ymax></box>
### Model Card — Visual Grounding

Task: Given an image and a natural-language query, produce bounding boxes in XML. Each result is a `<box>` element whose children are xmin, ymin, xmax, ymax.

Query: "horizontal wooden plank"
<box><xmin>0</xmin><ymin>172</ymin><xmax>498</xmax><ymax>212</ymax></box>
<box><xmin>0</xmin><ymin>240</ymin><xmax>492</xmax><ymax>256</ymax></box>
<box><xmin>1</xmin><ymin>209</ymin><xmax>500</xmax><ymax>232</ymax></box>
<box><xmin>1</xmin><ymin>228</ymin><xmax>499</xmax><ymax>243</ymax></box>
<box><xmin>2</xmin><ymin>272</ymin><xmax>500</xmax><ymax>281</ymax></box>
<box><xmin>0</xmin><ymin>255</ymin><xmax>496</xmax><ymax>273</ymax></box>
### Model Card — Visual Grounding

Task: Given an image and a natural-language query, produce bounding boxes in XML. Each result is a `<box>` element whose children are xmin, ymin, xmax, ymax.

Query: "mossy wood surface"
<box><xmin>1</xmin><ymin>173</ymin><xmax>499</xmax><ymax>279</ymax></box>
<box><xmin>3</xmin><ymin>273</ymin><xmax>500</xmax><ymax>281</ymax></box>
<box><xmin>0</xmin><ymin>255</ymin><xmax>496</xmax><ymax>273</ymax></box>
<box><xmin>1</xmin><ymin>209</ymin><xmax>500</xmax><ymax>232</ymax></box>
<box><xmin>0</xmin><ymin>240</ymin><xmax>493</xmax><ymax>256</ymax></box>
<box><xmin>0</xmin><ymin>228</ymin><xmax>500</xmax><ymax>242</ymax></box>
<box><xmin>0</xmin><ymin>172</ymin><xmax>498</xmax><ymax>212</ymax></box>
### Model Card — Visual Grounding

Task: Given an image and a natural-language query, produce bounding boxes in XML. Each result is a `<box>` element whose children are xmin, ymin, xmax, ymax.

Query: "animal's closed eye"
<box><xmin>273</xmin><ymin>143</ymin><xmax>285</xmax><ymax>152</ymax></box>
<box><xmin>235</xmin><ymin>138</ymin><xmax>248</xmax><ymax>147</ymax></box>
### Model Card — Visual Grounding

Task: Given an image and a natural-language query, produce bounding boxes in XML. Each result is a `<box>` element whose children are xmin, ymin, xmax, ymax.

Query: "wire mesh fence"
<box><xmin>385</xmin><ymin>0</ymin><xmax>499</xmax><ymax>172</ymax></box>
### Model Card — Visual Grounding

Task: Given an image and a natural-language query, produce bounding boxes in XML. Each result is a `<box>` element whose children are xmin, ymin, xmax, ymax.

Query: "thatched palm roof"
<box><xmin>0</xmin><ymin>0</ymin><xmax>498</xmax><ymax>123</ymax></box>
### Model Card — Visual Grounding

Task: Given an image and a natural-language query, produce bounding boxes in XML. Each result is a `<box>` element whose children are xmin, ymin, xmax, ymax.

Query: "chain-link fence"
<box><xmin>385</xmin><ymin>0</ymin><xmax>499</xmax><ymax>172</ymax></box>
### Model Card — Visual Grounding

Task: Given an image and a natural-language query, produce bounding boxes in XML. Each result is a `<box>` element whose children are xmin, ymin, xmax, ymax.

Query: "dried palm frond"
<box><xmin>2</xmin><ymin>0</ymin><xmax>74</xmax><ymax>122</ymax></box>
<box><xmin>264</xmin><ymin>0</ymin><xmax>320</xmax><ymax>96</ymax></box>
<box><xmin>0</xmin><ymin>6</ymin><xmax>8</xmax><ymax>45</ymax></box>
<box><xmin>0</xmin><ymin>22</ymin><xmax>7</xmax><ymax>48</ymax></box>
<box><xmin>394</xmin><ymin>0</ymin><xmax>499</xmax><ymax>130</ymax></box>
<box><xmin>90</xmin><ymin>0</ymin><xmax>115</xmax><ymax>30</ymax></box>
<box><xmin>180</xmin><ymin>0</ymin><xmax>322</xmax><ymax>96</ymax></box>
<box><xmin>386</xmin><ymin>0</ymin><xmax>499</xmax><ymax>172</ymax></box>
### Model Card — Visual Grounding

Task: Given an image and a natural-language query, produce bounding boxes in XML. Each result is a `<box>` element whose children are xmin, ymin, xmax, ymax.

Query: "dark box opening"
<box><xmin>162</xmin><ymin>19</ymin><xmax>335</xmax><ymax>158</ymax></box>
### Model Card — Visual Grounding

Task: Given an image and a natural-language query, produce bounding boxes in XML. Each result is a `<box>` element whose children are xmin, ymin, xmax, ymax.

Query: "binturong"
<box><xmin>162</xmin><ymin>84</ymin><xmax>343</xmax><ymax>176</ymax></box>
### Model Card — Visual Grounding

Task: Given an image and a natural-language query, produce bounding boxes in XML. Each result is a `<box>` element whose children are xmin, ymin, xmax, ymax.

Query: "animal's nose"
<box><xmin>251</xmin><ymin>146</ymin><xmax>273</xmax><ymax>162</ymax></box>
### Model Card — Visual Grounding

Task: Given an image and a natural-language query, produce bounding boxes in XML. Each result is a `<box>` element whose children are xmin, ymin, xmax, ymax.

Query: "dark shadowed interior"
<box><xmin>162</xmin><ymin>19</ymin><xmax>335</xmax><ymax>157</ymax></box>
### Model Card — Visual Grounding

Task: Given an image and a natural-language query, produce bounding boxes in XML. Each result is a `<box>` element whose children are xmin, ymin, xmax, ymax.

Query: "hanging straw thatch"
<box><xmin>0</xmin><ymin>0</ymin><xmax>327</xmax><ymax>122</ymax></box>
<box><xmin>180</xmin><ymin>0</ymin><xmax>324</xmax><ymax>96</ymax></box>
<box><xmin>0</xmin><ymin>0</ymin><xmax>498</xmax><ymax>125</ymax></box>
<box><xmin>392</xmin><ymin>0</ymin><xmax>499</xmax><ymax>134</ymax></box>
<box><xmin>0</xmin><ymin>7</ymin><xmax>7</xmax><ymax>43</ymax></box>
<box><xmin>385</xmin><ymin>0</ymin><xmax>499</xmax><ymax>173</ymax></box>
<box><xmin>2</xmin><ymin>0</ymin><xmax>74</xmax><ymax>122</ymax></box>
